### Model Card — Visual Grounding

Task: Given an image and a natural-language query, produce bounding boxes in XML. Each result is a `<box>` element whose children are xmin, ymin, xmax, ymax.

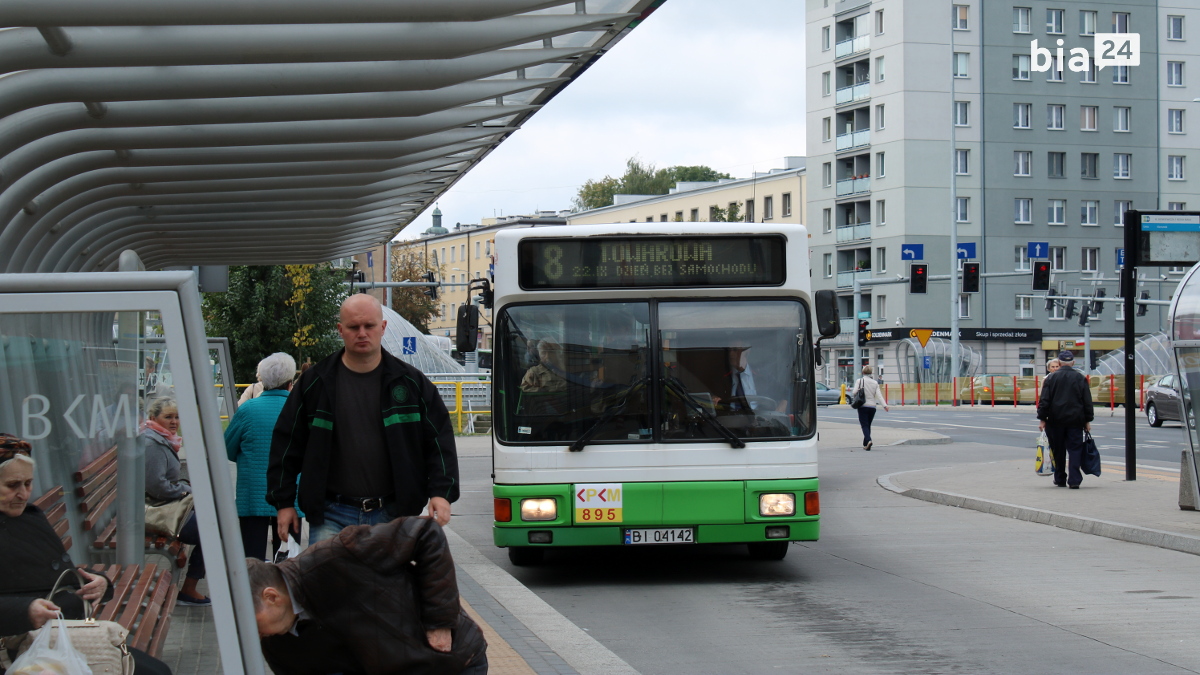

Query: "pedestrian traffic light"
<box><xmin>857</xmin><ymin>320</ymin><xmax>870</xmax><ymax>347</ymax></box>
<box><xmin>1043</xmin><ymin>288</ymin><xmax>1058</xmax><ymax>312</ymax></box>
<box><xmin>1090</xmin><ymin>351</ymin><xmax>1100</xmax><ymax>370</ymax></box>
<box><xmin>909</xmin><ymin>264</ymin><xmax>928</xmax><ymax>294</ymax></box>
<box><xmin>962</xmin><ymin>262</ymin><xmax>980</xmax><ymax>293</ymax></box>
<box><xmin>1065</xmin><ymin>298</ymin><xmax>1077</xmax><ymax>319</ymax></box>
<box><xmin>1137</xmin><ymin>290</ymin><xmax>1150</xmax><ymax>316</ymax></box>
<box><xmin>1092</xmin><ymin>288</ymin><xmax>1106</xmax><ymax>315</ymax></box>
<box><xmin>1032</xmin><ymin>261</ymin><xmax>1051</xmax><ymax>291</ymax></box>
<box><xmin>423</xmin><ymin>270</ymin><xmax>437</xmax><ymax>300</ymax></box>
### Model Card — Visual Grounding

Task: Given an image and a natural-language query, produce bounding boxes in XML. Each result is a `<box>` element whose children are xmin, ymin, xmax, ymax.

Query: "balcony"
<box><xmin>836</xmin><ymin>177</ymin><xmax>871</xmax><ymax>196</ymax></box>
<box><xmin>836</xmin><ymin>223</ymin><xmax>872</xmax><ymax>242</ymax></box>
<box><xmin>836</xmin><ymin>269</ymin><xmax>872</xmax><ymax>287</ymax></box>
<box><xmin>836</xmin><ymin>129</ymin><xmax>870</xmax><ymax>151</ymax></box>
<box><xmin>834</xmin><ymin>35</ymin><xmax>870</xmax><ymax>58</ymax></box>
<box><xmin>835</xmin><ymin>82</ymin><xmax>870</xmax><ymax>105</ymax></box>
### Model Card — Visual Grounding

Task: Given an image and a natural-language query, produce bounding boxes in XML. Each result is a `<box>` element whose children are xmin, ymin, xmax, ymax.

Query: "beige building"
<box><xmin>567</xmin><ymin>157</ymin><xmax>806</xmax><ymax>226</ymax></box>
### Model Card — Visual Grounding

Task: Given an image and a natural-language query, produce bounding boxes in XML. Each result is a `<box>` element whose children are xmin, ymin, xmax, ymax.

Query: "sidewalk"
<box><xmin>880</xmin><ymin>457</ymin><xmax>1200</xmax><ymax>556</ymax></box>
<box><xmin>820</xmin><ymin>420</ymin><xmax>951</xmax><ymax>446</ymax></box>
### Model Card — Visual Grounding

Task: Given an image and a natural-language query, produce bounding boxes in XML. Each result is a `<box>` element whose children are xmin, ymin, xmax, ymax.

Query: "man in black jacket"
<box><xmin>267</xmin><ymin>294</ymin><xmax>458</xmax><ymax>543</ymax></box>
<box><xmin>1036</xmin><ymin>351</ymin><xmax>1094</xmax><ymax>488</ymax></box>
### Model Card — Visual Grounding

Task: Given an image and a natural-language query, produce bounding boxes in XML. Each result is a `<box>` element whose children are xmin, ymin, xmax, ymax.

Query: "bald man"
<box><xmin>268</xmin><ymin>294</ymin><xmax>459</xmax><ymax>545</ymax></box>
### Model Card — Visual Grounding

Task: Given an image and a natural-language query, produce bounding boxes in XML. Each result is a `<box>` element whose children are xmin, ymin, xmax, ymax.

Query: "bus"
<box><xmin>463</xmin><ymin>223</ymin><xmax>839</xmax><ymax>564</ymax></box>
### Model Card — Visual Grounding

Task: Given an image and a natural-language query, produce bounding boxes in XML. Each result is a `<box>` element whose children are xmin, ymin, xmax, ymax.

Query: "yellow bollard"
<box><xmin>455</xmin><ymin>381</ymin><xmax>464</xmax><ymax>432</ymax></box>
<box><xmin>839</xmin><ymin>383</ymin><xmax>847</xmax><ymax>405</ymax></box>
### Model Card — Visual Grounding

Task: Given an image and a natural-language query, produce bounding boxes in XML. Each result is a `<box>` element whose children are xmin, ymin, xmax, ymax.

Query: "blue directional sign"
<box><xmin>1027</xmin><ymin>242</ymin><xmax>1049</xmax><ymax>259</ymax></box>
<box><xmin>366</xmin><ymin>251</ymin><xmax>374</xmax><ymax>268</ymax></box>
<box><xmin>901</xmin><ymin>244</ymin><xmax>925</xmax><ymax>261</ymax></box>
<box><xmin>956</xmin><ymin>242</ymin><xmax>977</xmax><ymax>259</ymax></box>
<box><xmin>1117</xmin><ymin>248</ymin><xmax>1125</xmax><ymax>267</ymax></box>
<box><xmin>402</xmin><ymin>336</ymin><xmax>417</xmax><ymax>355</ymax></box>
<box><xmin>923</xmin><ymin>356</ymin><xmax>932</xmax><ymax>369</ymax></box>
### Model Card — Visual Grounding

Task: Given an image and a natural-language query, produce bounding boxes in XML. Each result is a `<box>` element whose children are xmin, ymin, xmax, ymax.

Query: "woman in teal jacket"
<box><xmin>226</xmin><ymin>353</ymin><xmax>297</xmax><ymax>560</ymax></box>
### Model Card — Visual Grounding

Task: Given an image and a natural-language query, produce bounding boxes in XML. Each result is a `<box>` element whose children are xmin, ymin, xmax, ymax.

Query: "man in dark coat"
<box><xmin>247</xmin><ymin>517</ymin><xmax>486</xmax><ymax>675</ymax></box>
<box><xmin>1036</xmin><ymin>350</ymin><xmax>1094</xmax><ymax>488</ymax></box>
<box><xmin>268</xmin><ymin>294</ymin><xmax>458</xmax><ymax>543</ymax></box>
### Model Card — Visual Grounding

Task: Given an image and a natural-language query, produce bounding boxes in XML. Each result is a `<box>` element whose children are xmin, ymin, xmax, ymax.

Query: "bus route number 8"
<box><xmin>543</xmin><ymin>244</ymin><xmax>563</xmax><ymax>280</ymax></box>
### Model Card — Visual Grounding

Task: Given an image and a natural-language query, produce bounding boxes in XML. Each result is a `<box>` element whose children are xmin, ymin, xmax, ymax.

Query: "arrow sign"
<box><xmin>956</xmin><ymin>242</ymin><xmax>977</xmax><ymax>259</ymax></box>
<box><xmin>366</xmin><ymin>251</ymin><xmax>374</xmax><ymax>268</ymax></box>
<box><xmin>901</xmin><ymin>244</ymin><xmax>925</xmax><ymax>261</ymax></box>
<box><xmin>1028</xmin><ymin>242</ymin><xmax>1049</xmax><ymax>259</ymax></box>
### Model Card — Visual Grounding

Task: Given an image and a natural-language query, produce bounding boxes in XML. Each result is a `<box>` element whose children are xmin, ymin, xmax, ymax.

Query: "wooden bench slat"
<box><xmin>73</xmin><ymin>447</ymin><xmax>117</xmax><ymax>484</ymax></box>
<box><xmin>93</xmin><ymin>518</ymin><xmax>118</xmax><ymax>549</ymax></box>
<box><xmin>116</xmin><ymin>563</ymin><xmax>158</xmax><ymax>629</ymax></box>
<box><xmin>131</xmin><ymin>569</ymin><xmax>173</xmax><ymax>652</ymax></box>
<box><xmin>94</xmin><ymin>565</ymin><xmax>141</xmax><ymax>623</ymax></box>
<box><xmin>76</xmin><ymin>459</ymin><xmax>117</xmax><ymax>499</ymax></box>
<box><xmin>79</xmin><ymin>472</ymin><xmax>117</xmax><ymax>514</ymax></box>
<box><xmin>81</xmin><ymin>485</ymin><xmax>118</xmax><ymax>531</ymax></box>
<box><xmin>31</xmin><ymin>486</ymin><xmax>63</xmax><ymax>510</ymax></box>
<box><xmin>147</xmin><ymin>581</ymin><xmax>178</xmax><ymax>659</ymax></box>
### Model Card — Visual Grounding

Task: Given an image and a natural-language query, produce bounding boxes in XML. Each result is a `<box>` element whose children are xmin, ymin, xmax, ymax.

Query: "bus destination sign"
<box><xmin>518</xmin><ymin>235</ymin><xmax>786</xmax><ymax>290</ymax></box>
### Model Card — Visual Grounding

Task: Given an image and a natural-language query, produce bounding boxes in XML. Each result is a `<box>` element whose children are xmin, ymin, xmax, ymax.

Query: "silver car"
<box><xmin>816</xmin><ymin>382</ymin><xmax>841</xmax><ymax>406</ymax></box>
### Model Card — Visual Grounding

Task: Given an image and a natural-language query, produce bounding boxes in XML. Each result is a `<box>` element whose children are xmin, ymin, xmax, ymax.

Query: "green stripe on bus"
<box><xmin>384</xmin><ymin>413</ymin><xmax>420</xmax><ymax>426</ymax></box>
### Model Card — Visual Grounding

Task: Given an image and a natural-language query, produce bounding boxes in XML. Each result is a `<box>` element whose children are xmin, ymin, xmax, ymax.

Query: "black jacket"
<box><xmin>261</xmin><ymin>518</ymin><xmax>485</xmax><ymax>675</ymax></box>
<box><xmin>266</xmin><ymin>348</ymin><xmax>458</xmax><ymax>525</ymax></box>
<box><xmin>1037</xmin><ymin>367</ymin><xmax>1094</xmax><ymax>428</ymax></box>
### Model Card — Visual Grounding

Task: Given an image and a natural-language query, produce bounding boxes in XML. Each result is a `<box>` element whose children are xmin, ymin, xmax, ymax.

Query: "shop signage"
<box><xmin>864</xmin><ymin>328</ymin><xmax>1043</xmax><ymax>343</ymax></box>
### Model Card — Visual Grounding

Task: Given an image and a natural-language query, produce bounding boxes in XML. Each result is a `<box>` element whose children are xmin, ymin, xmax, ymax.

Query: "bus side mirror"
<box><xmin>456</xmin><ymin>305</ymin><xmax>479</xmax><ymax>353</ymax></box>
<box><xmin>814</xmin><ymin>290</ymin><xmax>840</xmax><ymax>338</ymax></box>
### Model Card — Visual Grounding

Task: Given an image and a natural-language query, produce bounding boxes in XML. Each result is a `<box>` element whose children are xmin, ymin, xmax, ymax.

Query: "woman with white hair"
<box><xmin>225</xmin><ymin>353</ymin><xmax>297</xmax><ymax>561</ymax></box>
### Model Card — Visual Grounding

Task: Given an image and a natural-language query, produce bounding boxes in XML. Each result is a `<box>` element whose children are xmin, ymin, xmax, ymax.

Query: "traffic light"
<box><xmin>354</xmin><ymin>270</ymin><xmax>366</xmax><ymax>293</ymax></box>
<box><xmin>909</xmin><ymin>264</ymin><xmax>928</xmax><ymax>294</ymax></box>
<box><xmin>1078</xmin><ymin>302</ymin><xmax>1090</xmax><ymax>327</ymax></box>
<box><xmin>423</xmin><ymin>270</ymin><xmax>438</xmax><ymax>300</ymax></box>
<box><xmin>962</xmin><ymin>262</ymin><xmax>980</xmax><ymax>293</ymax></box>
<box><xmin>1090</xmin><ymin>351</ymin><xmax>1101</xmax><ymax>370</ymax></box>
<box><xmin>1032</xmin><ymin>261</ymin><xmax>1051</xmax><ymax>291</ymax></box>
<box><xmin>1044</xmin><ymin>288</ymin><xmax>1058</xmax><ymax>312</ymax></box>
<box><xmin>1092</xmin><ymin>288</ymin><xmax>1106</xmax><ymax>315</ymax></box>
<box><xmin>1137</xmin><ymin>290</ymin><xmax>1150</xmax><ymax>316</ymax></box>
<box><xmin>1065</xmin><ymin>298</ymin><xmax>1077</xmax><ymax>319</ymax></box>
<box><xmin>857</xmin><ymin>320</ymin><xmax>870</xmax><ymax>347</ymax></box>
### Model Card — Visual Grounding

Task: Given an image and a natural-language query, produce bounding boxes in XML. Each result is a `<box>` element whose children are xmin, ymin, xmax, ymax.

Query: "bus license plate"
<box><xmin>624</xmin><ymin>528</ymin><xmax>695</xmax><ymax>545</ymax></box>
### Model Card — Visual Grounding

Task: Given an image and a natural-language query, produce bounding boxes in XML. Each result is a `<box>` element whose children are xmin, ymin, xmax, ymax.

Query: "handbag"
<box><xmin>8</xmin><ymin>616</ymin><xmax>93</xmax><ymax>675</ymax></box>
<box><xmin>1035</xmin><ymin>431</ymin><xmax>1055</xmax><ymax>476</ymax></box>
<box><xmin>15</xmin><ymin>570</ymin><xmax>134</xmax><ymax>675</ymax></box>
<box><xmin>1082</xmin><ymin>431</ymin><xmax>1102</xmax><ymax>477</ymax></box>
<box><xmin>145</xmin><ymin>492</ymin><xmax>194</xmax><ymax>537</ymax></box>
<box><xmin>850</xmin><ymin>379</ymin><xmax>867</xmax><ymax>409</ymax></box>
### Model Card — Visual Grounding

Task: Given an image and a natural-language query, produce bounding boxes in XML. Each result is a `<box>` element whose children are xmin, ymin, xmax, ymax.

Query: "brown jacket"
<box><xmin>261</xmin><ymin>518</ymin><xmax>485</xmax><ymax>675</ymax></box>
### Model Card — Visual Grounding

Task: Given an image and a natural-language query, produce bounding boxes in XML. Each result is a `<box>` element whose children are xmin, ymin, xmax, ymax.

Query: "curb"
<box><xmin>887</xmin><ymin>435</ymin><xmax>952</xmax><ymax>446</ymax></box>
<box><xmin>878</xmin><ymin>468</ymin><xmax>1200</xmax><ymax>557</ymax></box>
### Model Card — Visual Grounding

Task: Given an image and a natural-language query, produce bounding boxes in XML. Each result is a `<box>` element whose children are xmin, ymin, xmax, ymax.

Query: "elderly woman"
<box><xmin>225</xmin><ymin>353</ymin><xmax>297</xmax><ymax>561</ymax></box>
<box><xmin>141</xmin><ymin>397</ymin><xmax>208</xmax><ymax>606</ymax></box>
<box><xmin>0</xmin><ymin>434</ymin><xmax>171</xmax><ymax>675</ymax></box>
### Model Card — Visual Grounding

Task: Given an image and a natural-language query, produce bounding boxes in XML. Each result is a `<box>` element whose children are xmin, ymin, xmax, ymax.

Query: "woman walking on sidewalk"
<box><xmin>851</xmin><ymin>366</ymin><xmax>889</xmax><ymax>450</ymax></box>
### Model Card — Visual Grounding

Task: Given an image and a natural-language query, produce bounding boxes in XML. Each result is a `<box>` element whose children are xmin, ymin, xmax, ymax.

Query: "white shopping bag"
<box><xmin>1035</xmin><ymin>432</ymin><xmax>1055</xmax><ymax>476</ymax></box>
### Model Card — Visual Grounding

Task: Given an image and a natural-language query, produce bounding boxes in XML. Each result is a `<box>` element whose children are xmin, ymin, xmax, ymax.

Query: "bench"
<box><xmin>31</xmin><ymin>485</ymin><xmax>72</xmax><ymax>551</ymax></box>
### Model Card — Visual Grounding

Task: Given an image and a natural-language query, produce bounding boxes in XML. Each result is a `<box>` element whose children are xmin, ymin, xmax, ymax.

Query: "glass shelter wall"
<box><xmin>1168</xmin><ymin>263</ymin><xmax>1200</xmax><ymax>510</ymax></box>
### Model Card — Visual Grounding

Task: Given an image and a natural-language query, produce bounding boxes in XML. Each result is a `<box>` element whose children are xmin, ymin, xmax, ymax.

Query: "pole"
<box><xmin>948</xmin><ymin>13</ymin><xmax>962</xmax><ymax>380</ymax></box>
<box><xmin>1083</xmin><ymin>320</ymin><xmax>1091</xmax><ymax>377</ymax></box>
<box><xmin>1122</xmin><ymin>210</ymin><xmax>1137</xmax><ymax>480</ymax></box>
<box><xmin>852</xmin><ymin>279</ymin><xmax>862</xmax><ymax>372</ymax></box>
<box><xmin>385</xmin><ymin>241</ymin><xmax>393</xmax><ymax>310</ymax></box>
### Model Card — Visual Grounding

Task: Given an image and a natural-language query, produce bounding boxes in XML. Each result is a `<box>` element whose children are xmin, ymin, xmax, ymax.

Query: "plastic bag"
<box><xmin>1035</xmin><ymin>432</ymin><xmax>1055</xmax><ymax>476</ymax></box>
<box><xmin>8</xmin><ymin>615</ymin><xmax>94</xmax><ymax>675</ymax></box>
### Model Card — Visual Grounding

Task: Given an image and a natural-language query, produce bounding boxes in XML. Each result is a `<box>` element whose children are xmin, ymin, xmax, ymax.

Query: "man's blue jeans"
<box><xmin>310</xmin><ymin>501</ymin><xmax>395</xmax><ymax>544</ymax></box>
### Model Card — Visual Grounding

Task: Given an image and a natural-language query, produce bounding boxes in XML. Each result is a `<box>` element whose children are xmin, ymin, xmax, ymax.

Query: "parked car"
<box><xmin>816</xmin><ymin>382</ymin><xmax>840</xmax><ymax>406</ymax></box>
<box><xmin>1145</xmin><ymin>374</ymin><xmax>1183</xmax><ymax>427</ymax></box>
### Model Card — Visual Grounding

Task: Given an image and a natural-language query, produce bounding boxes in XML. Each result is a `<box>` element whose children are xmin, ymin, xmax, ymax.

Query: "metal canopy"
<box><xmin>0</xmin><ymin>0</ymin><xmax>662</xmax><ymax>272</ymax></box>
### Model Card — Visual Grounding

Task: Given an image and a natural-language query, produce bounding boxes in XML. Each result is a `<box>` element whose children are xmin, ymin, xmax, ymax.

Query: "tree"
<box><xmin>573</xmin><ymin>158</ymin><xmax>732</xmax><ymax>210</ymax></box>
<box><xmin>709</xmin><ymin>201</ymin><xmax>744</xmax><ymax>223</ymax></box>
<box><xmin>202</xmin><ymin>264</ymin><xmax>348</xmax><ymax>383</ymax></box>
<box><xmin>389</xmin><ymin>252</ymin><xmax>443</xmax><ymax>334</ymax></box>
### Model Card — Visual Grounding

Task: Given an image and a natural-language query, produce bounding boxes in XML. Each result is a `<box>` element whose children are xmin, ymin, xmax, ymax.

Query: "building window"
<box><xmin>877</xmin><ymin>152</ymin><xmax>886</xmax><ymax>177</ymax></box>
<box><xmin>875</xmin><ymin>9</ymin><xmax>884</xmax><ymax>34</ymax></box>
<box><xmin>1048</xmin><ymin>152</ymin><xmax>1066</xmax><ymax>178</ymax></box>
<box><xmin>953</xmin><ymin>52</ymin><xmax>969</xmax><ymax>78</ymax></box>
<box><xmin>1113</xmin><ymin>12</ymin><xmax>1129</xmax><ymax>33</ymax></box>
<box><xmin>1014</xmin><ymin>7</ymin><xmax>1031</xmax><ymax>33</ymax></box>
<box><xmin>823</xmin><ymin>208</ymin><xmax>832</xmax><ymax>233</ymax></box>
<box><xmin>782</xmin><ymin>193</ymin><xmax>792</xmax><ymax>217</ymax></box>
<box><xmin>1047</xmin><ymin>56</ymin><xmax>1064</xmax><ymax>82</ymax></box>
<box><xmin>1081</xmin><ymin>153</ymin><xmax>1098</xmax><ymax>179</ymax></box>
<box><xmin>955</xmin><ymin>149</ymin><xmax>970</xmax><ymax>175</ymax></box>
<box><xmin>1167</xmin><ymin>15</ymin><xmax>1184</xmax><ymax>41</ymax></box>
<box><xmin>1112</xmin><ymin>65</ymin><xmax>1129</xmax><ymax>84</ymax></box>
<box><xmin>1080</xmin><ymin>10</ymin><xmax>1097</xmax><ymax>36</ymax></box>
<box><xmin>1114</xmin><ymin>153</ymin><xmax>1131</xmax><ymax>179</ymax></box>
<box><xmin>1047</xmin><ymin>104</ymin><xmax>1065</xmax><ymax>130</ymax></box>
<box><xmin>877</xmin><ymin>200</ymin><xmax>887</xmax><ymax>226</ymax></box>
<box><xmin>763</xmin><ymin>196</ymin><xmax>774</xmax><ymax>220</ymax></box>
<box><xmin>1116</xmin><ymin>300</ymin><xmax>1125</xmax><ymax>321</ymax></box>
<box><xmin>475</xmin><ymin>241</ymin><xmax>481</xmax><ymax>258</ymax></box>
<box><xmin>1015</xmin><ymin>151</ymin><xmax>1032</xmax><ymax>176</ymax></box>
<box><xmin>876</xmin><ymin>247</ymin><xmax>887</xmax><ymax>273</ymax></box>
<box><xmin>1169</xmin><ymin>155</ymin><xmax>1186</xmax><ymax>181</ymax></box>
<box><xmin>1114</xmin><ymin>201</ymin><xmax>1132</xmax><ymax>226</ymax></box>
<box><xmin>958</xmin><ymin>294</ymin><xmax>971</xmax><ymax>319</ymax></box>
<box><xmin>1114</xmin><ymin>106</ymin><xmax>1131</xmax><ymax>132</ymax></box>
<box><xmin>1048</xmin><ymin>199</ymin><xmax>1066</xmax><ymax>225</ymax></box>
<box><xmin>954</xmin><ymin>101</ymin><xmax>970</xmax><ymax>126</ymax></box>
<box><xmin>709</xmin><ymin>206</ymin><xmax>719</xmax><ymax>221</ymax></box>
<box><xmin>1169</xmin><ymin>202</ymin><xmax>1188</xmax><ymax>211</ymax></box>
<box><xmin>690</xmin><ymin>208</ymin><xmax>699</xmax><ymax>222</ymax></box>
<box><xmin>1050</xmin><ymin>246</ymin><xmax>1067</xmax><ymax>270</ymax></box>
<box><xmin>953</xmin><ymin>5</ymin><xmax>969</xmax><ymax>30</ymax></box>
<box><xmin>822</xmin><ymin>26</ymin><xmax>831</xmax><ymax>50</ymax></box>
<box><xmin>823</xmin><ymin>253</ymin><xmax>833</xmax><ymax>278</ymax></box>
<box><xmin>1015</xmin><ymin>245</ymin><xmax>1031</xmax><ymax>271</ymax></box>
<box><xmin>822</xmin><ymin>162</ymin><xmax>832</xmax><ymax>187</ymax></box>
<box><xmin>1080</xmin><ymin>105</ymin><xmax>1097</xmax><ymax>131</ymax></box>
<box><xmin>822</xmin><ymin>71</ymin><xmax>830</xmax><ymax>96</ymax></box>
<box><xmin>1081</xmin><ymin>200</ymin><xmax>1099</xmax><ymax>226</ymax></box>
<box><xmin>956</xmin><ymin>197</ymin><xmax>970</xmax><ymax>223</ymax></box>
<box><xmin>1016</xmin><ymin>296</ymin><xmax>1033</xmax><ymax>319</ymax></box>
<box><xmin>657</xmin><ymin>214</ymin><xmax>667</xmax><ymax>222</ymax></box>
<box><xmin>875</xmin><ymin>104</ymin><xmax>886</xmax><ymax>129</ymax></box>
<box><xmin>1050</xmin><ymin>299</ymin><xmax>1066</xmax><ymax>320</ymax></box>
<box><xmin>1013</xmin><ymin>54</ymin><xmax>1031</xmax><ymax>80</ymax></box>
<box><xmin>822</xmin><ymin>117</ymin><xmax>831</xmax><ymax>142</ymax></box>
<box><xmin>877</xmin><ymin>295</ymin><xmax>887</xmax><ymax>320</ymax></box>
<box><xmin>1046</xmin><ymin>9</ymin><xmax>1063</xmax><ymax>34</ymax></box>
<box><xmin>745</xmin><ymin>199</ymin><xmax>755</xmax><ymax>222</ymax></box>
<box><xmin>674</xmin><ymin>211</ymin><xmax>683</xmax><ymax>222</ymax></box>
<box><xmin>1014</xmin><ymin>103</ymin><xmax>1031</xmax><ymax>128</ymax></box>
<box><xmin>1168</xmin><ymin>61</ymin><xmax>1185</xmax><ymax>87</ymax></box>
<box><xmin>876</xmin><ymin>56</ymin><xmax>885</xmax><ymax>81</ymax></box>
<box><xmin>1082</xmin><ymin>247</ymin><xmax>1099</xmax><ymax>271</ymax></box>
<box><xmin>1015</xmin><ymin>198</ymin><xmax>1032</xmax><ymax>224</ymax></box>
<box><xmin>1079</xmin><ymin>58</ymin><xmax>1097</xmax><ymax>83</ymax></box>
<box><xmin>1169</xmin><ymin>109</ymin><xmax>1186</xmax><ymax>134</ymax></box>
<box><xmin>646</xmin><ymin>216</ymin><xmax>654</xmax><ymax>223</ymax></box>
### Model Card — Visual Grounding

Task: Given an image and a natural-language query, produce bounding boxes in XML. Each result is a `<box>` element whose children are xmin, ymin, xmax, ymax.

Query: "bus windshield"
<box><xmin>496</xmin><ymin>299</ymin><xmax>813</xmax><ymax>445</ymax></box>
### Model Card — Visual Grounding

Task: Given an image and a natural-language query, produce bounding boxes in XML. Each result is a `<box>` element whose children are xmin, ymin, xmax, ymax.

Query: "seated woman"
<box><xmin>520</xmin><ymin>339</ymin><xmax>569</xmax><ymax>393</ymax></box>
<box><xmin>142</xmin><ymin>397</ymin><xmax>209</xmax><ymax>606</ymax></box>
<box><xmin>0</xmin><ymin>433</ymin><xmax>171</xmax><ymax>675</ymax></box>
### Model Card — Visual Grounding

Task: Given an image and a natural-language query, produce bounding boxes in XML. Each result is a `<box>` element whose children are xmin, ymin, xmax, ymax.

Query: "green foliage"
<box><xmin>709</xmin><ymin>201</ymin><xmax>744</xmax><ymax>222</ymax></box>
<box><xmin>389</xmin><ymin>253</ymin><xmax>443</xmax><ymax>334</ymax></box>
<box><xmin>573</xmin><ymin>158</ymin><xmax>732</xmax><ymax>210</ymax></box>
<box><xmin>202</xmin><ymin>265</ymin><xmax>348</xmax><ymax>383</ymax></box>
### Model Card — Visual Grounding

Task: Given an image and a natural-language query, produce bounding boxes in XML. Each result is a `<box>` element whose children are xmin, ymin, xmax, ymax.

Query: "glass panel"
<box><xmin>496</xmin><ymin>302</ymin><xmax>651</xmax><ymax>444</ymax></box>
<box><xmin>1175</xmin><ymin>348</ymin><xmax>1200</xmax><ymax>453</ymax></box>
<box><xmin>1174</xmin><ymin>272</ymin><xmax>1200</xmax><ymax>341</ymax></box>
<box><xmin>659</xmin><ymin>300</ymin><xmax>810</xmax><ymax>441</ymax></box>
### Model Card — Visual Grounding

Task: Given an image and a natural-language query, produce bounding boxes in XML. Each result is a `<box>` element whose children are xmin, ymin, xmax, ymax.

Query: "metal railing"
<box><xmin>836</xmin><ymin>177</ymin><xmax>871</xmax><ymax>196</ymax></box>
<box><xmin>834</xmin><ymin>35</ymin><xmax>870</xmax><ymax>58</ymax></box>
<box><xmin>835</xmin><ymin>129</ymin><xmax>870</xmax><ymax>151</ymax></box>
<box><xmin>836</xmin><ymin>269</ymin><xmax>872</xmax><ymax>286</ymax></box>
<box><xmin>833</xmin><ymin>373</ymin><xmax>1160</xmax><ymax>409</ymax></box>
<box><xmin>835</xmin><ymin>81</ymin><xmax>870</xmax><ymax>105</ymax></box>
<box><xmin>836</xmin><ymin>223</ymin><xmax>872</xmax><ymax>242</ymax></box>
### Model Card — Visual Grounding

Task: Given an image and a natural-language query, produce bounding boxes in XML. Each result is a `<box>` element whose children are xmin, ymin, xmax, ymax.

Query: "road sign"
<box><xmin>923</xmin><ymin>356</ymin><xmax>932</xmax><ymax>369</ymax></box>
<box><xmin>901</xmin><ymin>244</ymin><xmax>924</xmax><ymax>261</ymax></box>
<box><xmin>402</xmin><ymin>336</ymin><xmax>417</xmax><ymax>354</ymax></box>
<box><xmin>1117</xmin><ymin>248</ymin><xmax>1125</xmax><ymax>267</ymax></box>
<box><xmin>956</xmin><ymin>243</ymin><xmax>976</xmax><ymax>259</ymax></box>
<box><xmin>1027</xmin><ymin>242</ymin><xmax>1049</xmax><ymax>259</ymax></box>
<box><xmin>912</xmin><ymin>329</ymin><xmax>933</xmax><ymax>348</ymax></box>
<box><xmin>367</xmin><ymin>251</ymin><xmax>374</xmax><ymax>268</ymax></box>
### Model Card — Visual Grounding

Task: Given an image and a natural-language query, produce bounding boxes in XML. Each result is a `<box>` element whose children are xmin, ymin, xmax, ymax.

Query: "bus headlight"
<box><xmin>520</xmin><ymin>498</ymin><xmax>557</xmax><ymax>521</ymax></box>
<box><xmin>759</xmin><ymin>493</ymin><xmax>796</xmax><ymax>517</ymax></box>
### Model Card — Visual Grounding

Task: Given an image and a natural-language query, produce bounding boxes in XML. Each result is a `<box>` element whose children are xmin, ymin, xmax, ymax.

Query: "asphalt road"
<box><xmin>452</xmin><ymin>431</ymin><xmax>1200</xmax><ymax>674</ymax></box>
<box><xmin>819</xmin><ymin>405</ymin><xmax>1190</xmax><ymax>464</ymax></box>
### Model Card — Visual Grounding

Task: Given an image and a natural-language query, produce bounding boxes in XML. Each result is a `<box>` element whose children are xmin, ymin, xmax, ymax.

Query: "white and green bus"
<box><xmin>467</xmin><ymin>223</ymin><xmax>839</xmax><ymax>564</ymax></box>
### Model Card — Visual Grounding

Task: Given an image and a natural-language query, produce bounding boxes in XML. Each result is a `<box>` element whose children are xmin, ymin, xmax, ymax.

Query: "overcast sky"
<box><xmin>397</xmin><ymin>0</ymin><xmax>806</xmax><ymax>238</ymax></box>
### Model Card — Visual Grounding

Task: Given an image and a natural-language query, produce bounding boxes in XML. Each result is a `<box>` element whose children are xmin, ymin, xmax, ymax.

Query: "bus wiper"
<box><xmin>662</xmin><ymin>375</ymin><xmax>746</xmax><ymax>449</ymax></box>
<box><xmin>569</xmin><ymin>377</ymin><xmax>648</xmax><ymax>452</ymax></box>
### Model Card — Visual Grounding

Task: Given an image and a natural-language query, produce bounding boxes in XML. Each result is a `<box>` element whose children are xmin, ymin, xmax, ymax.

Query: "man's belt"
<box><xmin>326</xmin><ymin>492</ymin><xmax>392</xmax><ymax>512</ymax></box>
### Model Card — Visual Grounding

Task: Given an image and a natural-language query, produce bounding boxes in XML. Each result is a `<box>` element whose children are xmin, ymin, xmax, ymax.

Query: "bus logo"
<box><xmin>574</xmin><ymin>483</ymin><xmax>623</xmax><ymax>523</ymax></box>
